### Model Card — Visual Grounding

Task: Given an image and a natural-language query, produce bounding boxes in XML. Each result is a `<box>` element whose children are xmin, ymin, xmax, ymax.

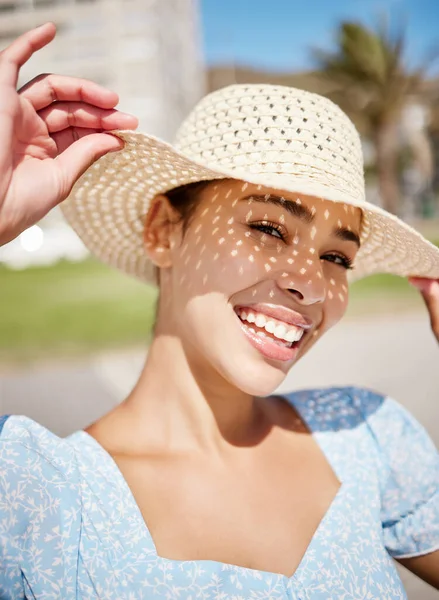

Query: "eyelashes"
<box><xmin>321</xmin><ymin>253</ymin><xmax>353</xmax><ymax>270</ymax></box>
<box><xmin>249</xmin><ymin>221</ymin><xmax>286</xmax><ymax>240</ymax></box>
<box><xmin>249</xmin><ymin>222</ymin><xmax>354</xmax><ymax>270</ymax></box>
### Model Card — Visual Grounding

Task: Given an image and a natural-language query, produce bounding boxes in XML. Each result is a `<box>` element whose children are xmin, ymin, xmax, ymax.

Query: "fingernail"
<box><xmin>408</xmin><ymin>278</ymin><xmax>427</xmax><ymax>292</ymax></box>
<box><xmin>409</xmin><ymin>278</ymin><xmax>437</xmax><ymax>294</ymax></box>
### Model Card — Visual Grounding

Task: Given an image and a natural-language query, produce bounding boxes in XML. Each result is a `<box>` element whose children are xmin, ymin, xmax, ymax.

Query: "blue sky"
<box><xmin>199</xmin><ymin>0</ymin><xmax>439</xmax><ymax>73</ymax></box>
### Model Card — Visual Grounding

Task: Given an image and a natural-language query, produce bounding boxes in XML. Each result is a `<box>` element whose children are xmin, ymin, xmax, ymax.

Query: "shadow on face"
<box><xmin>144</xmin><ymin>179</ymin><xmax>362</xmax><ymax>396</ymax></box>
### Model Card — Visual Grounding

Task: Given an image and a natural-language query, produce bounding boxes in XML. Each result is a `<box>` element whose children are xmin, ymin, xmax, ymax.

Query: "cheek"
<box><xmin>299</xmin><ymin>283</ymin><xmax>348</xmax><ymax>360</ymax></box>
<box><xmin>317</xmin><ymin>280</ymin><xmax>349</xmax><ymax>334</ymax></box>
<box><xmin>325</xmin><ymin>287</ymin><xmax>349</xmax><ymax>324</ymax></box>
<box><xmin>172</xmin><ymin>224</ymin><xmax>264</xmax><ymax>293</ymax></box>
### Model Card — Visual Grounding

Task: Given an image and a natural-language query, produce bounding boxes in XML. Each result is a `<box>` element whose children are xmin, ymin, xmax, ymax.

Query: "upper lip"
<box><xmin>235</xmin><ymin>303</ymin><xmax>313</xmax><ymax>330</ymax></box>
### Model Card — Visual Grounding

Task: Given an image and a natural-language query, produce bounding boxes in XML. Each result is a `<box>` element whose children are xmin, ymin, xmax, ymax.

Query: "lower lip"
<box><xmin>236</xmin><ymin>316</ymin><xmax>302</xmax><ymax>362</ymax></box>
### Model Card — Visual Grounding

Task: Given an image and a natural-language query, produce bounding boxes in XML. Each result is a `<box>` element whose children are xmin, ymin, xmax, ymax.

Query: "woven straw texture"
<box><xmin>61</xmin><ymin>84</ymin><xmax>439</xmax><ymax>283</ymax></box>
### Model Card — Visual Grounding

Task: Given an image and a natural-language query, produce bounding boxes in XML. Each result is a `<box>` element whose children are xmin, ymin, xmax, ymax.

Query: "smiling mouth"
<box><xmin>234</xmin><ymin>307</ymin><xmax>306</xmax><ymax>349</ymax></box>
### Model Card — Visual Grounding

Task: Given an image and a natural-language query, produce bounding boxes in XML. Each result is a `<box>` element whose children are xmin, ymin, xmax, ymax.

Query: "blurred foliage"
<box><xmin>312</xmin><ymin>18</ymin><xmax>439</xmax><ymax>216</ymax></box>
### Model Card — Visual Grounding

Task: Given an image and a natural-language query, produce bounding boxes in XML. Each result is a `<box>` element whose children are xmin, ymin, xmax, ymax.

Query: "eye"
<box><xmin>249</xmin><ymin>221</ymin><xmax>286</xmax><ymax>240</ymax></box>
<box><xmin>321</xmin><ymin>253</ymin><xmax>354</xmax><ymax>270</ymax></box>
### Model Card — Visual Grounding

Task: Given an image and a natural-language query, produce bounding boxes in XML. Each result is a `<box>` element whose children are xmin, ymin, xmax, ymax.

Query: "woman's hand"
<box><xmin>0</xmin><ymin>22</ymin><xmax>138</xmax><ymax>246</ymax></box>
<box><xmin>409</xmin><ymin>277</ymin><xmax>439</xmax><ymax>343</ymax></box>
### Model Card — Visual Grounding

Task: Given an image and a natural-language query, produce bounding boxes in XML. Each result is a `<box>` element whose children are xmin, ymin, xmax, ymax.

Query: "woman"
<box><xmin>0</xmin><ymin>23</ymin><xmax>439</xmax><ymax>599</ymax></box>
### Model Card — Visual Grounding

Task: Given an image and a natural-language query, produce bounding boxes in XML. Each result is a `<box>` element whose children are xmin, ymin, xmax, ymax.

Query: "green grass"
<box><xmin>0</xmin><ymin>259</ymin><xmax>157</xmax><ymax>364</ymax></box>
<box><xmin>0</xmin><ymin>248</ymin><xmax>436</xmax><ymax>364</ymax></box>
<box><xmin>348</xmin><ymin>273</ymin><xmax>423</xmax><ymax>316</ymax></box>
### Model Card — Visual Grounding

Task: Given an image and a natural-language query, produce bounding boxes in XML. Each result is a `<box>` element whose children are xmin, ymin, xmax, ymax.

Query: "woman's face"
<box><xmin>151</xmin><ymin>179</ymin><xmax>362</xmax><ymax>397</ymax></box>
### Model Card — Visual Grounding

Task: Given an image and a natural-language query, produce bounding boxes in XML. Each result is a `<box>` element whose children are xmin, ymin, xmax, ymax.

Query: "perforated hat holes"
<box><xmin>61</xmin><ymin>84</ymin><xmax>439</xmax><ymax>283</ymax></box>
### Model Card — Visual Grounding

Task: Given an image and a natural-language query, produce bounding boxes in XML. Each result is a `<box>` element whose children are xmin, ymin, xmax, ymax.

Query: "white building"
<box><xmin>1</xmin><ymin>0</ymin><xmax>205</xmax><ymax>138</ymax></box>
<box><xmin>0</xmin><ymin>0</ymin><xmax>206</xmax><ymax>268</ymax></box>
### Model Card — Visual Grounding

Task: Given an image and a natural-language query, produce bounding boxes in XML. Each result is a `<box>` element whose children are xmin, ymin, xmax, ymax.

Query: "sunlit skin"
<box><xmin>85</xmin><ymin>179</ymin><xmax>363</xmax><ymax>576</ymax></box>
<box><xmin>93</xmin><ymin>180</ymin><xmax>361</xmax><ymax>450</ymax></box>
<box><xmin>1</xmin><ymin>24</ymin><xmax>439</xmax><ymax>586</ymax></box>
<box><xmin>144</xmin><ymin>179</ymin><xmax>361</xmax><ymax>399</ymax></box>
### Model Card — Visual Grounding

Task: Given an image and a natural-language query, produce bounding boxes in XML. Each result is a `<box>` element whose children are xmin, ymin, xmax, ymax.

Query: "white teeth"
<box><xmin>272</xmin><ymin>338</ymin><xmax>292</xmax><ymax>348</ymax></box>
<box><xmin>244</xmin><ymin>323</ymin><xmax>291</xmax><ymax>347</ymax></box>
<box><xmin>237</xmin><ymin>308</ymin><xmax>305</xmax><ymax>344</ymax></box>
<box><xmin>265</xmin><ymin>320</ymin><xmax>276</xmax><ymax>334</ymax></box>
<box><xmin>255</xmin><ymin>314</ymin><xmax>266</xmax><ymax>328</ymax></box>
<box><xmin>285</xmin><ymin>329</ymin><xmax>301</xmax><ymax>342</ymax></box>
<box><xmin>274</xmin><ymin>325</ymin><xmax>287</xmax><ymax>339</ymax></box>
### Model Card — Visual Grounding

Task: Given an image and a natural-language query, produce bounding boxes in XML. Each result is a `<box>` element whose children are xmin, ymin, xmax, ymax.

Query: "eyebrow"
<box><xmin>241</xmin><ymin>193</ymin><xmax>361</xmax><ymax>248</ymax></box>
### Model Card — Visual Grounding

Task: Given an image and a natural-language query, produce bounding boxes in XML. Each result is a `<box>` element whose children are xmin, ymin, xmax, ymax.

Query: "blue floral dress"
<box><xmin>0</xmin><ymin>387</ymin><xmax>438</xmax><ymax>600</ymax></box>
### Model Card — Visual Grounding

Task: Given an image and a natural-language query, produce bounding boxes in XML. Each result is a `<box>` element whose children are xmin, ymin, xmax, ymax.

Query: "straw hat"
<box><xmin>61</xmin><ymin>84</ymin><xmax>439</xmax><ymax>284</ymax></box>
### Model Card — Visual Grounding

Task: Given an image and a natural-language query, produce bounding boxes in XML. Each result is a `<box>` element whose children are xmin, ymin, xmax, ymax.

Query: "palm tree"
<box><xmin>313</xmin><ymin>19</ymin><xmax>437</xmax><ymax>215</ymax></box>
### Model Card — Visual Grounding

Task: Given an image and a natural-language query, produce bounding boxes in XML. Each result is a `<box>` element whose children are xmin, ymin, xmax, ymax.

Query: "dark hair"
<box><xmin>165</xmin><ymin>180</ymin><xmax>213</xmax><ymax>233</ymax></box>
<box><xmin>152</xmin><ymin>179</ymin><xmax>215</xmax><ymax>285</ymax></box>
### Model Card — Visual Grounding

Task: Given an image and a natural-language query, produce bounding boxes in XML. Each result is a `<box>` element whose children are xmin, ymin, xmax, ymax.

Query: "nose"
<box><xmin>276</xmin><ymin>260</ymin><xmax>327</xmax><ymax>305</ymax></box>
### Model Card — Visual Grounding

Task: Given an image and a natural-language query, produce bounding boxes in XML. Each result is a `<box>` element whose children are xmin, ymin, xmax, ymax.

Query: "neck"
<box><xmin>116</xmin><ymin>331</ymin><xmax>269</xmax><ymax>455</ymax></box>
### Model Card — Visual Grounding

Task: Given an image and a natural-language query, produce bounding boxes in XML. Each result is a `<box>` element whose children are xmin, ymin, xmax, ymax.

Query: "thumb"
<box><xmin>54</xmin><ymin>132</ymin><xmax>124</xmax><ymax>201</ymax></box>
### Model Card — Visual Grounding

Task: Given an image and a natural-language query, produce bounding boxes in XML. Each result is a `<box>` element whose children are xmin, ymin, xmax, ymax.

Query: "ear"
<box><xmin>143</xmin><ymin>194</ymin><xmax>181</xmax><ymax>268</ymax></box>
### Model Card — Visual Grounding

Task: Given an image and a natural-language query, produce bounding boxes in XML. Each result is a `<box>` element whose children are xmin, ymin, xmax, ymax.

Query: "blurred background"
<box><xmin>0</xmin><ymin>1</ymin><xmax>438</xmax><ymax>596</ymax></box>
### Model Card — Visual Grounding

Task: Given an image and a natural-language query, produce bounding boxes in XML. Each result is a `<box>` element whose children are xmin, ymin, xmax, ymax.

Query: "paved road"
<box><xmin>0</xmin><ymin>311</ymin><xmax>438</xmax><ymax>598</ymax></box>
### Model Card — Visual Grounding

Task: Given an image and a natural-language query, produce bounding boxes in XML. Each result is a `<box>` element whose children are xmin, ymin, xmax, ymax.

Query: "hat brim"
<box><xmin>61</xmin><ymin>130</ymin><xmax>439</xmax><ymax>284</ymax></box>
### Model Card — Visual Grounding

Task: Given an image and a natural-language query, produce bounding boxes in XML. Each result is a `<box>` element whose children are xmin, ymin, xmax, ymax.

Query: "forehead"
<box><xmin>204</xmin><ymin>180</ymin><xmax>362</xmax><ymax>229</ymax></box>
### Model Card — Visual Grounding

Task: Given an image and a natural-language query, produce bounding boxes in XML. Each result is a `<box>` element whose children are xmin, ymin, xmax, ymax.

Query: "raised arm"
<box><xmin>0</xmin><ymin>22</ymin><xmax>137</xmax><ymax>246</ymax></box>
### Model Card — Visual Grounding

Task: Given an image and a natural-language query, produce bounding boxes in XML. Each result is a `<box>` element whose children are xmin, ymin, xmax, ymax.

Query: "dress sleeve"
<box><xmin>0</xmin><ymin>415</ymin><xmax>81</xmax><ymax>598</ymax></box>
<box><xmin>0</xmin><ymin>416</ymin><xmax>26</xmax><ymax>599</ymax></box>
<box><xmin>354</xmin><ymin>390</ymin><xmax>439</xmax><ymax>558</ymax></box>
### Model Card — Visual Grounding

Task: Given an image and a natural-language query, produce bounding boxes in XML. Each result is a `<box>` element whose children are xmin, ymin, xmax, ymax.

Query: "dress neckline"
<box><xmin>68</xmin><ymin>393</ymin><xmax>348</xmax><ymax>583</ymax></box>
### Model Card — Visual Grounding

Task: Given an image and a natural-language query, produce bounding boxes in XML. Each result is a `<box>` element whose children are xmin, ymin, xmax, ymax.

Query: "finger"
<box><xmin>0</xmin><ymin>23</ymin><xmax>55</xmax><ymax>87</ymax></box>
<box><xmin>39</xmin><ymin>102</ymin><xmax>138</xmax><ymax>133</ymax></box>
<box><xmin>51</xmin><ymin>125</ymin><xmax>101</xmax><ymax>154</ymax></box>
<box><xmin>408</xmin><ymin>276</ymin><xmax>439</xmax><ymax>296</ymax></box>
<box><xmin>409</xmin><ymin>278</ymin><xmax>439</xmax><ymax>339</ymax></box>
<box><xmin>19</xmin><ymin>73</ymin><xmax>119</xmax><ymax>111</ymax></box>
<box><xmin>422</xmin><ymin>281</ymin><xmax>439</xmax><ymax>339</ymax></box>
<box><xmin>54</xmin><ymin>132</ymin><xmax>124</xmax><ymax>200</ymax></box>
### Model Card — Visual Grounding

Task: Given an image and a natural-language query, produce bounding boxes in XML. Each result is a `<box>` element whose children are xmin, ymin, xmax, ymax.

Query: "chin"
<box><xmin>217</xmin><ymin>350</ymin><xmax>292</xmax><ymax>397</ymax></box>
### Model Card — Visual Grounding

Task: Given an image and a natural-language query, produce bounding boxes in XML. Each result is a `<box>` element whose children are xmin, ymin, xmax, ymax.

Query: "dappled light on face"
<box><xmin>155</xmin><ymin>181</ymin><xmax>357</xmax><ymax>362</ymax></box>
